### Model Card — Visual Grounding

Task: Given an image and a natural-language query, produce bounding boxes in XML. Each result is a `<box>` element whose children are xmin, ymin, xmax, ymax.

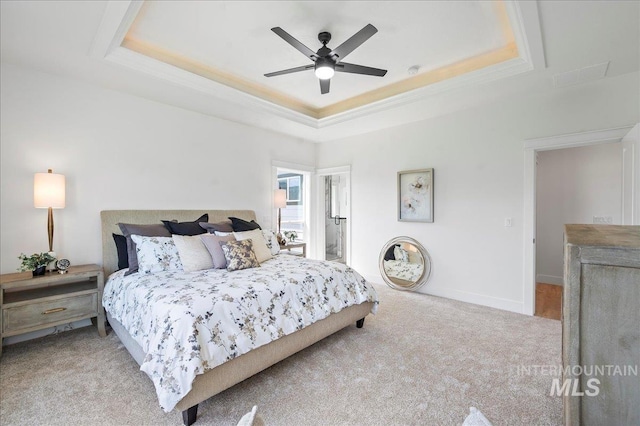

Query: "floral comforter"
<box><xmin>383</xmin><ymin>259</ymin><xmax>424</xmax><ymax>282</ymax></box>
<box><xmin>103</xmin><ymin>255</ymin><xmax>378</xmax><ymax>412</ymax></box>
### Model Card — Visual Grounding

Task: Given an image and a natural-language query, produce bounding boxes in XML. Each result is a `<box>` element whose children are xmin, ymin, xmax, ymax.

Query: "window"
<box><xmin>277</xmin><ymin>171</ymin><xmax>306</xmax><ymax>241</ymax></box>
<box><xmin>278</xmin><ymin>175</ymin><xmax>302</xmax><ymax>204</ymax></box>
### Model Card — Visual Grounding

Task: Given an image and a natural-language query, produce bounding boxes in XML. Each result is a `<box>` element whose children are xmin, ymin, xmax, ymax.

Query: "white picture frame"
<box><xmin>398</xmin><ymin>168</ymin><xmax>434</xmax><ymax>223</ymax></box>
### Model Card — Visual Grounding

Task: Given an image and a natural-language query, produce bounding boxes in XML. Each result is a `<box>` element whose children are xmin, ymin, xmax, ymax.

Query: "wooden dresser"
<box><xmin>563</xmin><ymin>225</ymin><xmax>640</xmax><ymax>425</ymax></box>
<box><xmin>0</xmin><ymin>264</ymin><xmax>106</xmax><ymax>356</ymax></box>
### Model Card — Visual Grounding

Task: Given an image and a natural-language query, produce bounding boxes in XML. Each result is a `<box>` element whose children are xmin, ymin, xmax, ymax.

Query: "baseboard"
<box><xmin>363</xmin><ymin>273</ymin><xmax>524</xmax><ymax>314</ymax></box>
<box><xmin>536</xmin><ymin>274</ymin><xmax>563</xmax><ymax>286</ymax></box>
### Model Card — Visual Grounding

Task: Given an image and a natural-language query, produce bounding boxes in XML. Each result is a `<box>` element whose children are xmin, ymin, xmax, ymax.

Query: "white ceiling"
<box><xmin>127</xmin><ymin>1</ymin><xmax>507</xmax><ymax>109</ymax></box>
<box><xmin>1</xmin><ymin>1</ymin><xmax>638</xmax><ymax>142</ymax></box>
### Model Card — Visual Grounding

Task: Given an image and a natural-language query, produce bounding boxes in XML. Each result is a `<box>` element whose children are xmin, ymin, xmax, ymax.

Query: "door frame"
<box><xmin>315</xmin><ymin>166</ymin><xmax>351</xmax><ymax>265</ymax></box>
<box><xmin>522</xmin><ymin>126</ymin><xmax>633</xmax><ymax>315</ymax></box>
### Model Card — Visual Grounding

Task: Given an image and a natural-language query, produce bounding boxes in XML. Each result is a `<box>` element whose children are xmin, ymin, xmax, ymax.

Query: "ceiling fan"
<box><xmin>264</xmin><ymin>24</ymin><xmax>387</xmax><ymax>95</ymax></box>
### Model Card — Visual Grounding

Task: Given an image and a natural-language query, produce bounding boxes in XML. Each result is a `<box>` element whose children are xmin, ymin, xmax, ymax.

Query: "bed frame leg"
<box><xmin>182</xmin><ymin>404</ymin><xmax>198</xmax><ymax>426</ymax></box>
<box><xmin>356</xmin><ymin>318</ymin><xmax>365</xmax><ymax>328</ymax></box>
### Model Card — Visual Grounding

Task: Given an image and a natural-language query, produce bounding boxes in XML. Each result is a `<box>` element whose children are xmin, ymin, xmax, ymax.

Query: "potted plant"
<box><xmin>284</xmin><ymin>230</ymin><xmax>298</xmax><ymax>243</ymax></box>
<box><xmin>18</xmin><ymin>252</ymin><xmax>56</xmax><ymax>276</ymax></box>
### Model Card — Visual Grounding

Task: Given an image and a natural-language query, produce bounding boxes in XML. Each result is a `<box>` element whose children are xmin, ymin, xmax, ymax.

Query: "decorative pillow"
<box><xmin>118</xmin><ymin>223</ymin><xmax>171</xmax><ymax>275</ymax></box>
<box><xmin>131</xmin><ymin>235</ymin><xmax>182</xmax><ymax>274</ymax></box>
<box><xmin>384</xmin><ymin>245</ymin><xmax>398</xmax><ymax>261</ymax></box>
<box><xmin>229</xmin><ymin>217</ymin><xmax>262</xmax><ymax>232</ymax></box>
<box><xmin>462</xmin><ymin>407</ymin><xmax>493</xmax><ymax>426</ymax></box>
<box><xmin>172</xmin><ymin>234</ymin><xmax>214</xmax><ymax>272</ymax></box>
<box><xmin>201</xmin><ymin>234</ymin><xmax>236</xmax><ymax>269</ymax></box>
<box><xmin>394</xmin><ymin>246</ymin><xmax>409</xmax><ymax>262</ymax></box>
<box><xmin>112</xmin><ymin>233</ymin><xmax>129</xmax><ymax>271</ymax></box>
<box><xmin>221</xmin><ymin>240</ymin><xmax>260</xmax><ymax>272</ymax></box>
<box><xmin>199</xmin><ymin>221</ymin><xmax>233</xmax><ymax>234</ymax></box>
<box><xmin>237</xmin><ymin>406</ymin><xmax>264</xmax><ymax>426</ymax></box>
<box><xmin>162</xmin><ymin>214</ymin><xmax>209</xmax><ymax>236</ymax></box>
<box><xmin>262</xmin><ymin>230</ymin><xmax>280</xmax><ymax>256</ymax></box>
<box><xmin>233</xmin><ymin>229</ymin><xmax>272</xmax><ymax>263</ymax></box>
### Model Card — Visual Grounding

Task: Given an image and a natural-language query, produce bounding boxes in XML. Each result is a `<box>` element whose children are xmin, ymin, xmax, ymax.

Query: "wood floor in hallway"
<box><xmin>535</xmin><ymin>282</ymin><xmax>562</xmax><ymax>320</ymax></box>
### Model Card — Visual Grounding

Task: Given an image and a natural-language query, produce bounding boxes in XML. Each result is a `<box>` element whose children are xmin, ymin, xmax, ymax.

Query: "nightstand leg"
<box><xmin>96</xmin><ymin>271</ymin><xmax>106</xmax><ymax>337</ymax></box>
<box><xmin>97</xmin><ymin>312</ymin><xmax>106</xmax><ymax>337</ymax></box>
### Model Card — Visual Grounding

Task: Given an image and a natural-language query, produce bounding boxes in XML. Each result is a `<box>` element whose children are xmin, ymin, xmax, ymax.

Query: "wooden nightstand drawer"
<box><xmin>2</xmin><ymin>293</ymin><xmax>97</xmax><ymax>334</ymax></box>
<box><xmin>1</xmin><ymin>264</ymin><xmax>106</xmax><ymax>356</ymax></box>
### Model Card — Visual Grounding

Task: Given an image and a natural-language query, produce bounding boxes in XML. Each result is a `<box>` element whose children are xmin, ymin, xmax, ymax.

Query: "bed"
<box><xmin>100</xmin><ymin>210</ymin><xmax>378</xmax><ymax>425</ymax></box>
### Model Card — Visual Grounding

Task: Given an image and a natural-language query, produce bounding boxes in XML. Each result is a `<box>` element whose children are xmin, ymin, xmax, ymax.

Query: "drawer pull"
<box><xmin>42</xmin><ymin>307</ymin><xmax>67</xmax><ymax>315</ymax></box>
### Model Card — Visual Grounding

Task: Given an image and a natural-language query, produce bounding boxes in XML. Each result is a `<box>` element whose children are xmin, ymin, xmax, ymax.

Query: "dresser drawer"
<box><xmin>2</xmin><ymin>293</ymin><xmax>98</xmax><ymax>333</ymax></box>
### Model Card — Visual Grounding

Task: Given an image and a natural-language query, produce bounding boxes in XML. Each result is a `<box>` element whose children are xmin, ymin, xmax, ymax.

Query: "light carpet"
<box><xmin>0</xmin><ymin>283</ymin><xmax>562</xmax><ymax>425</ymax></box>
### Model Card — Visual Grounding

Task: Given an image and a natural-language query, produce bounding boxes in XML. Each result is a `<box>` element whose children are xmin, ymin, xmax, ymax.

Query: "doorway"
<box><xmin>523</xmin><ymin>126</ymin><xmax>634</xmax><ymax>316</ymax></box>
<box><xmin>316</xmin><ymin>166</ymin><xmax>351</xmax><ymax>264</ymax></box>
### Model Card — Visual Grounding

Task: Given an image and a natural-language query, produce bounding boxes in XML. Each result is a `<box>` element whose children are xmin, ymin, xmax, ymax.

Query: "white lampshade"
<box><xmin>34</xmin><ymin>170</ymin><xmax>65</xmax><ymax>209</ymax></box>
<box><xmin>274</xmin><ymin>189</ymin><xmax>287</xmax><ymax>209</ymax></box>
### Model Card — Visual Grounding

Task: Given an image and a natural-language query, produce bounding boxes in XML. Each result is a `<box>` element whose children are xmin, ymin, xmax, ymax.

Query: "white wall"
<box><xmin>2</xmin><ymin>62</ymin><xmax>639</xmax><ymax>315</ymax></box>
<box><xmin>536</xmin><ymin>143</ymin><xmax>623</xmax><ymax>285</ymax></box>
<box><xmin>0</xmin><ymin>64</ymin><xmax>315</xmax><ymax>274</ymax></box>
<box><xmin>316</xmin><ymin>71</ymin><xmax>639</xmax><ymax>313</ymax></box>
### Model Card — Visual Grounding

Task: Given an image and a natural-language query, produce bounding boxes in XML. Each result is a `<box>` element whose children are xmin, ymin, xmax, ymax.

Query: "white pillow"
<box><xmin>394</xmin><ymin>246</ymin><xmax>409</xmax><ymax>262</ymax></box>
<box><xmin>172</xmin><ymin>234</ymin><xmax>214</xmax><ymax>272</ymax></box>
<box><xmin>237</xmin><ymin>405</ymin><xmax>264</xmax><ymax>426</ymax></box>
<box><xmin>462</xmin><ymin>407</ymin><xmax>493</xmax><ymax>426</ymax></box>
<box><xmin>233</xmin><ymin>229</ymin><xmax>273</xmax><ymax>263</ymax></box>
<box><xmin>214</xmin><ymin>231</ymin><xmax>233</xmax><ymax>237</ymax></box>
<box><xmin>131</xmin><ymin>235</ymin><xmax>183</xmax><ymax>274</ymax></box>
<box><xmin>262</xmin><ymin>230</ymin><xmax>280</xmax><ymax>256</ymax></box>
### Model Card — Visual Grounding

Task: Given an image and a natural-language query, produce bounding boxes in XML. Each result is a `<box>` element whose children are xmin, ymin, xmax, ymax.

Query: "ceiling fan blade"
<box><xmin>335</xmin><ymin>62</ymin><xmax>387</xmax><ymax>77</ymax></box>
<box><xmin>271</xmin><ymin>27</ymin><xmax>319</xmax><ymax>61</ymax></box>
<box><xmin>265</xmin><ymin>64</ymin><xmax>314</xmax><ymax>77</ymax></box>
<box><xmin>329</xmin><ymin>24</ymin><xmax>378</xmax><ymax>61</ymax></box>
<box><xmin>320</xmin><ymin>78</ymin><xmax>330</xmax><ymax>94</ymax></box>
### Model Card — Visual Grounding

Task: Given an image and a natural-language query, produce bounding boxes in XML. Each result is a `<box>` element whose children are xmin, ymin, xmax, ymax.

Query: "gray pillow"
<box><xmin>118</xmin><ymin>223</ymin><xmax>171</xmax><ymax>275</ymax></box>
<box><xmin>201</xmin><ymin>234</ymin><xmax>236</xmax><ymax>269</ymax></box>
<box><xmin>199</xmin><ymin>221</ymin><xmax>233</xmax><ymax>234</ymax></box>
<box><xmin>220</xmin><ymin>239</ymin><xmax>260</xmax><ymax>272</ymax></box>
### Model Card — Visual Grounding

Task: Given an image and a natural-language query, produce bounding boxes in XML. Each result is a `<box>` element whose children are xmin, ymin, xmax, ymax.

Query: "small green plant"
<box><xmin>284</xmin><ymin>230</ymin><xmax>298</xmax><ymax>242</ymax></box>
<box><xmin>17</xmin><ymin>252</ymin><xmax>56</xmax><ymax>272</ymax></box>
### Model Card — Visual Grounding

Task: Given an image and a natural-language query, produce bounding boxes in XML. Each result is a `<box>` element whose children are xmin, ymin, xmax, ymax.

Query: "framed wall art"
<box><xmin>398</xmin><ymin>168</ymin><xmax>434</xmax><ymax>222</ymax></box>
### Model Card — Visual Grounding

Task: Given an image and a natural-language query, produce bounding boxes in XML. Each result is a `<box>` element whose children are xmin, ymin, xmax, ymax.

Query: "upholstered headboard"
<box><xmin>100</xmin><ymin>210</ymin><xmax>257</xmax><ymax>277</ymax></box>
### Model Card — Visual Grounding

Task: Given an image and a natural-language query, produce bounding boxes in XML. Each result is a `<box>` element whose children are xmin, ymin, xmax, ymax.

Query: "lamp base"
<box><xmin>47</xmin><ymin>251</ymin><xmax>57</xmax><ymax>272</ymax></box>
<box><xmin>276</xmin><ymin>233</ymin><xmax>287</xmax><ymax>246</ymax></box>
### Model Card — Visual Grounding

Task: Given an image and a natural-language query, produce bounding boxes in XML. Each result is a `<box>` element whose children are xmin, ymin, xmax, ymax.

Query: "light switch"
<box><xmin>504</xmin><ymin>218</ymin><xmax>512</xmax><ymax>227</ymax></box>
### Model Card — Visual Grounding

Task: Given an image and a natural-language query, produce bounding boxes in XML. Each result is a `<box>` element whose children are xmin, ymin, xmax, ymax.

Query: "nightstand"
<box><xmin>279</xmin><ymin>242</ymin><xmax>306</xmax><ymax>258</ymax></box>
<box><xmin>0</xmin><ymin>264</ymin><xmax>106</xmax><ymax>356</ymax></box>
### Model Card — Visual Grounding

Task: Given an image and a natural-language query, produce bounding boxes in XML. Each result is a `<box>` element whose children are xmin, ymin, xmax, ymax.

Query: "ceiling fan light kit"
<box><xmin>265</xmin><ymin>24</ymin><xmax>387</xmax><ymax>94</ymax></box>
<box><xmin>314</xmin><ymin>58</ymin><xmax>335</xmax><ymax>80</ymax></box>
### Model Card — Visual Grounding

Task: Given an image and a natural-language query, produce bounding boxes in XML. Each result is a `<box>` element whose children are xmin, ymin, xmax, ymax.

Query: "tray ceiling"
<box><xmin>91</xmin><ymin>0</ymin><xmax>541</xmax><ymax>127</ymax></box>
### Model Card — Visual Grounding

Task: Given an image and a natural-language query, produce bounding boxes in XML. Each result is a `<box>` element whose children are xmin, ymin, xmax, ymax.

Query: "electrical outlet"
<box><xmin>504</xmin><ymin>217</ymin><xmax>512</xmax><ymax>227</ymax></box>
<box><xmin>593</xmin><ymin>216</ymin><xmax>613</xmax><ymax>224</ymax></box>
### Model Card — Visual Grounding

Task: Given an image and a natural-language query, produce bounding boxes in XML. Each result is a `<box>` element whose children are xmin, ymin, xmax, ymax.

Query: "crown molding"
<box><xmin>89</xmin><ymin>1</ymin><xmax>546</xmax><ymax>131</ymax></box>
<box><xmin>524</xmin><ymin>126</ymin><xmax>635</xmax><ymax>150</ymax></box>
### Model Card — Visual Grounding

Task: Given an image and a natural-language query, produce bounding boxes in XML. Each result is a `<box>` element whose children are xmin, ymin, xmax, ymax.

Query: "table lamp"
<box><xmin>274</xmin><ymin>189</ymin><xmax>287</xmax><ymax>245</ymax></box>
<box><xmin>34</xmin><ymin>169</ymin><xmax>65</xmax><ymax>256</ymax></box>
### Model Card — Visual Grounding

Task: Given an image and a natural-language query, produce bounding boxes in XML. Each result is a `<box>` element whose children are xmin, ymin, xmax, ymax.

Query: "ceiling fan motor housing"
<box><xmin>318</xmin><ymin>31</ymin><xmax>332</xmax><ymax>45</ymax></box>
